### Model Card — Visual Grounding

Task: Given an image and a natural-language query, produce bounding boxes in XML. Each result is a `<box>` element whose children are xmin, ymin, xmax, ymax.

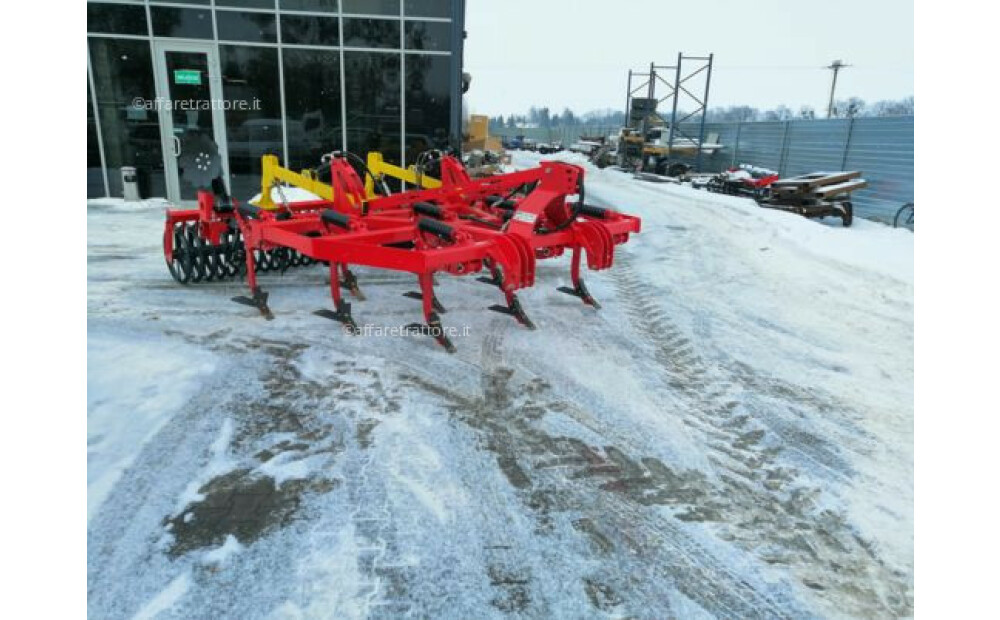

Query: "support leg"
<box><xmin>314</xmin><ymin>262</ymin><xmax>359</xmax><ymax>333</ymax></box>
<box><xmin>403</xmin><ymin>273</ymin><xmax>446</xmax><ymax>314</ymax></box>
<box><xmin>405</xmin><ymin>272</ymin><xmax>456</xmax><ymax>352</ymax></box>
<box><xmin>558</xmin><ymin>247</ymin><xmax>601</xmax><ymax>309</ymax></box>
<box><xmin>232</xmin><ymin>246</ymin><xmax>274</xmax><ymax>319</ymax></box>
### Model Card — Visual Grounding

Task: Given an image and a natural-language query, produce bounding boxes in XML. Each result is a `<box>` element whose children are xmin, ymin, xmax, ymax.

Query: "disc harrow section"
<box><xmin>161</xmin><ymin>151</ymin><xmax>641</xmax><ymax>352</ymax></box>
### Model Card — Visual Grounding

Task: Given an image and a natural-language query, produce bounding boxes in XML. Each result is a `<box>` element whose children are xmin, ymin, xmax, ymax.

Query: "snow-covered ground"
<box><xmin>87</xmin><ymin>151</ymin><xmax>913</xmax><ymax>619</ymax></box>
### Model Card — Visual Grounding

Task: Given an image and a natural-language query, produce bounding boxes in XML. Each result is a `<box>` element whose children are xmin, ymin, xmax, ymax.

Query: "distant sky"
<box><xmin>464</xmin><ymin>0</ymin><xmax>914</xmax><ymax>117</ymax></box>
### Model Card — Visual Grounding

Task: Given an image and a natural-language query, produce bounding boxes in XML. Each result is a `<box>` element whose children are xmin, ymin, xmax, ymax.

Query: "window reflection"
<box><xmin>282</xmin><ymin>49</ymin><xmax>343</xmax><ymax>170</ymax></box>
<box><xmin>151</xmin><ymin>7</ymin><xmax>214</xmax><ymax>39</ymax></box>
<box><xmin>216</xmin><ymin>11</ymin><xmax>277</xmax><ymax>44</ymax></box>
<box><xmin>405</xmin><ymin>54</ymin><xmax>452</xmax><ymax>161</ymax></box>
<box><xmin>404</xmin><ymin>20</ymin><xmax>450</xmax><ymax>51</ymax></box>
<box><xmin>88</xmin><ymin>38</ymin><xmax>166</xmax><ymax>198</ymax></box>
<box><xmin>217</xmin><ymin>0</ymin><xmax>272</xmax><ymax>8</ymax></box>
<box><xmin>344</xmin><ymin>52</ymin><xmax>401</xmax><ymax>165</ymax></box>
<box><xmin>280</xmin><ymin>14</ymin><xmax>339</xmax><ymax>46</ymax></box>
<box><xmin>220</xmin><ymin>46</ymin><xmax>283</xmax><ymax>200</ymax></box>
<box><xmin>343</xmin><ymin>18</ymin><xmax>400</xmax><ymax>49</ymax></box>
<box><xmin>343</xmin><ymin>0</ymin><xmax>399</xmax><ymax>15</ymax></box>
<box><xmin>281</xmin><ymin>0</ymin><xmax>339</xmax><ymax>12</ymax></box>
<box><xmin>87</xmin><ymin>3</ymin><xmax>148</xmax><ymax>36</ymax></box>
<box><xmin>88</xmin><ymin>82</ymin><xmax>104</xmax><ymax>197</ymax></box>
<box><xmin>405</xmin><ymin>0</ymin><xmax>451</xmax><ymax>18</ymax></box>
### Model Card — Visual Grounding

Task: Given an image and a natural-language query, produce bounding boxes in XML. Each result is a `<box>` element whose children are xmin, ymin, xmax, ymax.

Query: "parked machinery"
<box><xmin>162</xmin><ymin>150</ymin><xmax>641</xmax><ymax>352</ymax></box>
<box><xmin>705</xmin><ymin>164</ymin><xmax>781</xmax><ymax>199</ymax></box>
<box><xmin>757</xmin><ymin>171</ymin><xmax>867</xmax><ymax>227</ymax></box>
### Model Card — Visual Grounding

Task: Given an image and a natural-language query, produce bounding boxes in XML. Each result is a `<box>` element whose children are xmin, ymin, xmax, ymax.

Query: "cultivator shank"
<box><xmin>162</xmin><ymin>151</ymin><xmax>641</xmax><ymax>351</ymax></box>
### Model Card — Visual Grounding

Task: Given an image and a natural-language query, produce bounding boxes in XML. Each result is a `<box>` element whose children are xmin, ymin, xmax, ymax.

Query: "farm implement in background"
<box><xmin>758</xmin><ymin>171</ymin><xmax>867</xmax><ymax>227</ymax></box>
<box><xmin>692</xmin><ymin>167</ymin><xmax>867</xmax><ymax>227</ymax></box>
<box><xmin>162</xmin><ymin>151</ymin><xmax>641</xmax><ymax>352</ymax></box>
<box><xmin>703</xmin><ymin>165</ymin><xmax>781</xmax><ymax>199</ymax></box>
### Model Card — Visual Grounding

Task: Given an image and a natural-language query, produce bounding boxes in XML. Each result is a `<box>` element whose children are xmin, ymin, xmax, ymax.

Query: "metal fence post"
<box><xmin>841</xmin><ymin>116</ymin><xmax>855</xmax><ymax>170</ymax></box>
<box><xmin>778</xmin><ymin>121</ymin><xmax>791</xmax><ymax>176</ymax></box>
<box><xmin>732</xmin><ymin>121</ymin><xmax>742</xmax><ymax>167</ymax></box>
<box><xmin>695</xmin><ymin>53</ymin><xmax>714</xmax><ymax>172</ymax></box>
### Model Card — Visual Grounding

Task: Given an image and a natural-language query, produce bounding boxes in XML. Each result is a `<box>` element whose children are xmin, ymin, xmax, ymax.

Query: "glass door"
<box><xmin>152</xmin><ymin>41</ymin><xmax>229</xmax><ymax>203</ymax></box>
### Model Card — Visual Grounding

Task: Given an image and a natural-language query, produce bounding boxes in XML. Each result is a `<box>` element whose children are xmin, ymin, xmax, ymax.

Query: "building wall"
<box><xmin>87</xmin><ymin>0</ymin><xmax>463</xmax><ymax>200</ymax></box>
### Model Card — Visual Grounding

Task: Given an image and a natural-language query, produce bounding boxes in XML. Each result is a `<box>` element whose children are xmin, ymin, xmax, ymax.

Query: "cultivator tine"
<box><xmin>340</xmin><ymin>266</ymin><xmax>366</xmax><ymax>300</ymax></box>
<box><xmin>232</xmin><ymin>286</ymin><xmax>274</xmax><ymax>320</ymax></box>
<box><xmin>403</xmin><ymin>290</ymin><xmax>447</xmax><ymax>314</ymax></box>
<box><xmin>488</xmin><ymin>293</ymin><xmax>536</xmax><ymax>330</ymax></box>
<box><xmin>476</xmin><ymin>263</ymin><xmax>503</xmax><ymax>287</ymax></box>
<box><xmin>557</xmin><ymin>280</ymin><xmax>600</xmax><ymax>309</ymax></box>
<box><xmin>314</xmin><ymin>302</ymin><xmax>359</xmax><ymax>334</ymax></box>
<box><xmin>403</xmin><ymin>273</ymin><xmax>457</xmax><ymax>352</ymax></box>
<box><xmin>557</xmin><ymin>248</ymin><xmax>601</xmax><ymax>308</ymax></box>
<box><xmin>314</xmin><ymin>262</ymin><xmax>360</xmax><ymax>332</ymax></box>
<box><xmin>406</xmin><ymin>312</ymin><xmax>457</xmax><ymax>353</ymax></box>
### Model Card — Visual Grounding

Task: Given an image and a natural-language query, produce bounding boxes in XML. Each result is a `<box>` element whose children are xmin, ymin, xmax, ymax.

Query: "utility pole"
<box><xmin>825</xmin><ymin>60</ymin><xmax>850</xmax><ymax>118</ymax></box>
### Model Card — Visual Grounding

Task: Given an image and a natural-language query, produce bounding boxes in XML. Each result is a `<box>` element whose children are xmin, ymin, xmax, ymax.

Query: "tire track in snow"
<box><xmin>609</xmin><ymin>251</ymin><xmax>912</xmax><ymax>617</ymax></box>
<box><xmin>401</xmin><ymin>318</ymin><xmax>804</xmax><ymax>618</ymax></box>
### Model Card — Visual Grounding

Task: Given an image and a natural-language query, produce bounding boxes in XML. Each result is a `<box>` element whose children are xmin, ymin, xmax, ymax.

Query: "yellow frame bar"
<box><xmin>253</xmin><ymin>152</ymin><xmax>442</xmax><ymax>209</ymax></box>
<box><xmin>365</xmin><ymin>152</ymin><xmax>442</xmax><ymax>196</ymax></box>
<box><xmin>256</xmin><ymin>154</ymin><xmax>334</xmax><ymax>209</ymax></box>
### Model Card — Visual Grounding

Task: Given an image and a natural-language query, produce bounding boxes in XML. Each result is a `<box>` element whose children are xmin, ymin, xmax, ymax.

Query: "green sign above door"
<box><xmin>173</xmin><ymin>69</ymin><xmax>202</xmax><ymax>85</ymax></box>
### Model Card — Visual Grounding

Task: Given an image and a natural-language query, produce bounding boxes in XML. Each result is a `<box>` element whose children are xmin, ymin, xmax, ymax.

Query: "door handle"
<box><xmin>172</xmin><ymin>136</ymin><xmax>181</xmax><ymax>157</ymax></box>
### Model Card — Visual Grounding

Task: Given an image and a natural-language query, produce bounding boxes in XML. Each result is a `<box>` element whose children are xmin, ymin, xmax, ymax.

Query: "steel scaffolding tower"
<box><xmin>624</xmin><ymin>53</ymin><xmax>714</xmax><ymax>171</ymax></box>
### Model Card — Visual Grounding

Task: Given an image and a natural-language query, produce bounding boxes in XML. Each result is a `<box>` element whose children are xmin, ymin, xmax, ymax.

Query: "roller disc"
<box><xmin>165</xmin><ymin>222</ymin><xmax>192</xmax><ymax>284</ymax></box>
<box><xmin>184</xmin><ymin>223</ymin><xmax>206</xmax><ymax>283</ymax></box>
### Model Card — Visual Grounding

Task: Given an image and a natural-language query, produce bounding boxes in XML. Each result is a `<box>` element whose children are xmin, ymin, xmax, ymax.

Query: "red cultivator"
<box><xmin>163</xmin><ymin>151</ymin><xmax>641</xmax><ymax>352</ymax></box>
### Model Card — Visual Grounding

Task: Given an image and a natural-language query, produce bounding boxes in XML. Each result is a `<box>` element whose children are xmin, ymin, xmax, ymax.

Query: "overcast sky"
<box><xmin>464</xmin><ymin>0</ymin><xmax>914</xmax><ymax>117</ymax></box>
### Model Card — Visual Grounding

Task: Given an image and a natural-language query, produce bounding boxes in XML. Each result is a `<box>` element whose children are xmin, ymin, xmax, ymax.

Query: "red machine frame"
<box><xmin>164</xmin><ymin>153</ymin><xmax>641</xmax><ymax>352</ymax></box>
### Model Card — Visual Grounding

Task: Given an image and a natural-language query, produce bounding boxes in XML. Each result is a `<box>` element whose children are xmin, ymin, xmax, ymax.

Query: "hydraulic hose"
<box><xmin>313</xmin><ymin>151</ymin><xmax>391</xmax><ymax>196</ymax></box>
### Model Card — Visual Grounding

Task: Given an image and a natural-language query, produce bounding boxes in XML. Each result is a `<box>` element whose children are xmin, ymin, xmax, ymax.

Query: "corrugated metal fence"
<box><xmin>493</xmin><ymin>116</ymin><xmax>913</xmax><ymax>223</ymax></box>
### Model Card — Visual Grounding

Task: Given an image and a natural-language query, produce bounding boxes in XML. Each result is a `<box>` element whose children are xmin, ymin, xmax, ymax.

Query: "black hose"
<box><xmin>313</xmin><ymin>151</ymin><xmax>391</xmax><ymax>196</ymax></box>
<box><xmin>417</xmin><ymin>217</ymin><xmax>455</xmax><ymax>241</ymax></box>
<box><xmin>414</xmin><ymin>149</ymin><xmax>443</xmax><ymax>182</ymax></box>
<box><xmin>413</xmin><ymin>202</ymin><xmax>443</xmax><ymax>218</ymax></box>
<box><xmin>238</xmin><ymin>203</ymin><xmax>262</xmax><ymax>220</ymax></box>
<box><xmin>458</xmin><ymin>214</ymin><xmax>503</xmax><ymax>230</ymax></box>
<box><xmin>321</xmin><ymin>209</ymin><xmax>350</xmax><ymax>229</ymax></box>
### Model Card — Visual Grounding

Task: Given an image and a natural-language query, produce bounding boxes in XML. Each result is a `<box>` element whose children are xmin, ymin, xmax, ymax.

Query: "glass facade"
<box><xmin>282</xmin><ymin>48</ymin><xmax>342</xmax><ymax>170</ymax></box>
<box><xmin>87</xmin><ymin>82</ymin><xmax>104</xmax><ymax>198</ymax></box>
<box><xmin>88</xmin><ymin>36</ymin><xmax>167</xmax><ymax>198</ymax></box>
<box><xmin>87</xmin><ymin>0</ymin><xmax>462</xmax><ymax>201</ymax></box>
<box><xmin>220</xmin><ymin>45</ymin><xmax>283</xmax><ymax>199</ymax></box>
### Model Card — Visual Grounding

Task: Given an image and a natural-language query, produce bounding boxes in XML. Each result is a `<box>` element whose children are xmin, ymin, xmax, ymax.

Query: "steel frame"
<box><xmin>163</xmin><ymin>152</ymin><xmax>641</xmax><ymax>352</ymax></box>
<box><xmin>624</xmin><ymin>53</ymin><xmax>715</xmax><ymax>171</ymax></box>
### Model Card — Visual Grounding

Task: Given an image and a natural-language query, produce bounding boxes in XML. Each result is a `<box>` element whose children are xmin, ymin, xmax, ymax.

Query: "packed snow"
<box><xmin>87</xmin><ymin>151</ymin><xmax>913</xmax><ymax>619</ymax></box>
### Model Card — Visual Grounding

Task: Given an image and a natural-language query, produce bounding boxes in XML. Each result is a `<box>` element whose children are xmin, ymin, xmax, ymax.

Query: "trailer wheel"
<box><xmin>667</xmin><ymin>162</ymin><xmax>690</xmax><ymax>177</ymax></box>
<box><xmin>841</xmin><ymin>201</ymin><xmax>854</xmax><ymax>227</ymax></box>
<box><xmin>894</xmin><ymin>202</ymin><xmax>914</xmax><ymax>229</ymax></box>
